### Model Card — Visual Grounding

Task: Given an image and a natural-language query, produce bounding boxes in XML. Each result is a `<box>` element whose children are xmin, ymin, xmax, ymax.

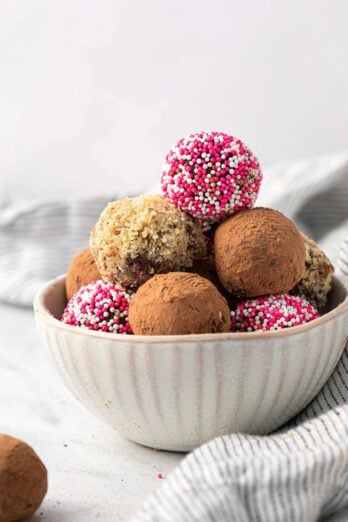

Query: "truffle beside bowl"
<box><xmin>34</xmin><ymin>275</ymin><xmax>348</xmax><ymax>452</ymax></box>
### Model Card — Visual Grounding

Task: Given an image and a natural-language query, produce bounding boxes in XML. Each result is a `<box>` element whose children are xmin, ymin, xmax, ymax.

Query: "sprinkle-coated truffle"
<box><xmin>161</xmin><ymin>131</ymin><xmax>262</xmax><ymax>223</ymax></box>
<box><xmin>230</xmin><ymin>294</ymin><xmax>319</xmax><ymax>332</ymax></box>
<box><xmin>62</xmin><ymin>280</ymin><xmax>132</xmax><ymax>334</ymax></box>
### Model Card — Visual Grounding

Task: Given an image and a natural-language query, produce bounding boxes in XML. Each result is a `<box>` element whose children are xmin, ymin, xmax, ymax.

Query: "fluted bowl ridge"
<box><xmin>34</xmin><ymin>275</ymin><xmax>348</xmax><ymax>451</ymax></box>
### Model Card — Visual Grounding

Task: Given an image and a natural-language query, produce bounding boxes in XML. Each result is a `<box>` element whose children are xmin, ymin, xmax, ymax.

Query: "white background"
<box><xmin>1</xmin><ymin>0</ymin><xmax>348</xmax><ymax>200</ymax></box>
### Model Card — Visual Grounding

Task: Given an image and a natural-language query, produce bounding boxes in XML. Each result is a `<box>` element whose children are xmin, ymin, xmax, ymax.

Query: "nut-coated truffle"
<box><xmin>90</xmin><ymin>195</ymin><xmax>206</xmax><ymax>288</ymax></box>
<box><xmin>291</xmin><ymin>232</ymin><xmax>334</xmax><ymax>310</ymax></box>
<box><xmin>0</xmin><ymin>434</ymin><xmax>48</xmax><ymax>522</ymax></box>
<box><xmin>129</xmin><ymin>272</ymin><xmax>231</xmax><ymax>335</ymax></box>
<box><xmin>215</xmin><ymin>208</ymin><xmax>306</xmax><ymax>297</ymax></box>
<box><xmin>65</xmin><ymin>248</ymin><xmax>101</xmax><ymax>300</ymax></box>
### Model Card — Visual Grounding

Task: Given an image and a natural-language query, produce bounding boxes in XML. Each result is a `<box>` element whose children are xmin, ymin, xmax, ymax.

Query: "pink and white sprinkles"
<box><xmin>62</xmin><ymin>281</ymin><xmax>132</xmax><ymax>334</ymax></box>
<box><xmin>161</xmin><ymin>131</ymin><xmax>262</xmax><ymax>222</ymax></box>
<box><xmin>231</xmin><ymin>294</ymin><xmax>319</xmax><ymax>332</ymax></box>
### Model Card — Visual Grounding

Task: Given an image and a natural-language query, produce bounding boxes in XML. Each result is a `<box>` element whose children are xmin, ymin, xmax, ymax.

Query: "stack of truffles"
<box><xmin>62</xmin><ymin>131</ymin><xmax>334</xmax><ymax>335</ymax></box>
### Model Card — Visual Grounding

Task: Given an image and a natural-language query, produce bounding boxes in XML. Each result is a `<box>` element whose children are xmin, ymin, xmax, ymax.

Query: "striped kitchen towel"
<box><xmin>132</xmin><ymin>154</ymin><xmax>348</xmax><ymax>522</ymax></box>
<box><xmin>133</xmin><ymin>256</ymin><xmax>348</xmax><ymax>518</ymax></box>
<box><xmin>0</xmin><ymin>196</ymin><xmax>110</xmax><ymax>306</ymax></box>
<box><xmin>1</xmin><ymin>153</ymin><xmax>348</xmax><ymax>521</ymax></box>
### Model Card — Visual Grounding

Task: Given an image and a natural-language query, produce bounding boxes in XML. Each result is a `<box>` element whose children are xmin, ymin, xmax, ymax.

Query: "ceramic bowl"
<box><xmin>34</xmin><ymin>275</ymin><xmax>348</xmax><ymax>452</ymax></box>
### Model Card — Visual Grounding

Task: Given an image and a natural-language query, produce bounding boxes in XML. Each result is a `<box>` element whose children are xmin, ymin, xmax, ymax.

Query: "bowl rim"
<box><xmin>34</xmin><ymin>274</ymin><xmax>348</xmax><ymax>344</ymax></box>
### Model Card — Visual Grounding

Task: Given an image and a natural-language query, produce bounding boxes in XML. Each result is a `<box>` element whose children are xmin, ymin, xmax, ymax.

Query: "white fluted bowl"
<box><xmin>34</xmin><ymin>275</ymin><xmax>348</xmax><ymax>452</ymax></box>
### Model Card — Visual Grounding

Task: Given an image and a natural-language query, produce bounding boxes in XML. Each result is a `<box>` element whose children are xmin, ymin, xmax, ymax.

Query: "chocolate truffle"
<box><xmin>230</xmin><ymin>294</ymin><xmax>319</xmax><ymax>332</ymax></box>
<box><xmin>215</xmin><ymin>208</ymin><xmax>306</xmax><ymax>297</ymax></box>
<box><xmin>129</xmin><ymin>272</ymin><xmax>231</xmax><ymax>335</ymax></box>
<box><xmin>62</xmin><ymin>280</ymin><xmax>132</xmax><ymax>334</ymax></box>
<box><xmin>90</xmin><ymin>195</ymin><xmax>206</xmax><ymax>288</ymax></box>
<box><xmin>291</xmin><ymin>232</ymin><xmax>334</xmax><ymax>310</ymax></box>
<box><xmin>190</xmin><ymin>255</ymin><xmax>238</xmax><ymax>310</ymax></box>
<box><xmin>161</xmin><ymin>131</ymin><xmax>262</xmax><ymax>223</ymax></box>
<box><xmin>65</xmin><ymin>248</ymin><xmax>101</xmax><ymax>300</ymax></box>
<box><xmin>0</xmin><ymin>434</ymin><xmax>47</xmax><ymax>521</ymax></box>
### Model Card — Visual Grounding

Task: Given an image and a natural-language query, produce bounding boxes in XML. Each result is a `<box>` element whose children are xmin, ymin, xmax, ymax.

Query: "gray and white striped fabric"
<box><xmin>1</xmin><ymin>154</ymin><xmax>348</xmax><ymax>521</ymax></box>
<box><xmin>0</xmin><ymin>196</ymin><xmax>110</xmax><ymax>306</ymax></box>
<box><xmin>133</xmin><ymin>154</ymin><xmax>348</xmax><ymax>522</ymax></box>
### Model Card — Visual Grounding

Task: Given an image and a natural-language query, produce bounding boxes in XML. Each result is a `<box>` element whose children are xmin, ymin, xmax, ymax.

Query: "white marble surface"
<box><xmin>0</xmin><ymin>303</ymin><xmax>183</xmax><ymax>521</ymax></box>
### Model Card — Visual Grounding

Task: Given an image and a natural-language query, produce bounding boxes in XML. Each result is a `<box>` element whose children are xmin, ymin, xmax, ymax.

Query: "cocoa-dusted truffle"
<box><xmin>129</xmin><ymin>272</ymin><xmax>231</xmax><ymax>335</ymax></box>
<box><xmin>90</xmin><ymin>195</ymin><xmax>206</xmax><ymax>288</ymax></box>
<box><xmin>291</xmin><ymin>232</ymin><xmax>334</xmax><ymax>310</ymax></box>
<box><xmin>65</xmin><ymin>248</ymin><xmax>101</xmax><ymax>300</ymax></box>
<box><xmin>215</xmin><ymin>208</ymin><xmax>306</xmax><ymax>297</ymax></box>
<box><xmin>0</xmin><ymin>434</ymin><xmax>48</xmax><ymax>521</ymax></box>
